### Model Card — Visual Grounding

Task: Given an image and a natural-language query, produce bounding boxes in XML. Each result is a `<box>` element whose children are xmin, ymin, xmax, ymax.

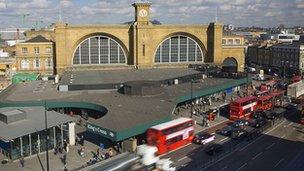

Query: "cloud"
<box><xmin>61</xmin><ymin>0</ymin><xmax>73</xmax><ymax>8</ymax></box>
<box><xmin>0</xmin><ymin>0</ymin><xmax>303</xmax><ymax>28</ymax></box>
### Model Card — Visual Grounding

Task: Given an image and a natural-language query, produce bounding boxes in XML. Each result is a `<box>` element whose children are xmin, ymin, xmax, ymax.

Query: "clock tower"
<box><xmin>133</xmin><ymin>1</ymin><xmax>151</xmax><ymax>25</ymax></box>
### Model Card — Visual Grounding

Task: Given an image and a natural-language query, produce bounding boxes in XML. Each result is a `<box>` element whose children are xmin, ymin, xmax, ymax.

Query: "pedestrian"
<box><xmin>96</xmin><ymin>148</ymin><xmax>100</xmax><ymax>157</ymax></box>
<box><xmin>59</xmin><ymin>145</ymin><xmax>63</xmax><ymax>154</ymax></box>
<box><xmin>80</xmin><ymin>135</ymin><xmax>84</xmax><ymax>146</ymax></box>
<box><xmin>66</xmin><ymin>144</ymin><xmax>69</xmax><ymax>153</ymax></box>
<box><xmin>108</xmin><ymin>149</ymin><xmax>113</xmax><ymax>157</ymax></box>
<box><xmin>20</xmin><ymin>156</ymin><xmax>25</xmax><ymax>168</ymax></box>
<box><xmin>61</xmin><ymin>153</ymin><xmax>67</xmax><ymax>165</ymax></box>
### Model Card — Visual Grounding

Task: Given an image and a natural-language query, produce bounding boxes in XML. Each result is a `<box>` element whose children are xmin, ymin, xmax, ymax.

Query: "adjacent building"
<box><xmin>247</xmin><ymin>35</ymin><xmax>304</xmax><ymax>75</ymax></box>
<box><xmin>15</xmin><ymin>35</ymin><xmax>54</xmax><ymax>75</ymax></box>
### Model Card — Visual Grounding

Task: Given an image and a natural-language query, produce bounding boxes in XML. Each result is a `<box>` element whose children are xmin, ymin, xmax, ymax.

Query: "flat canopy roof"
<box><xmin>0</xmin><ymin>68</ymin><xmax>249</xmax><ymax>141</ymax></box>
<box><xmin>60</xmin><ymin>68</ymin><xmax>200</xmax><ymax>85</ymax></box>
<box><xmin>0</xmin><ymin>107</ymin><xmax>75</xmax><ymax>142</ymax></box>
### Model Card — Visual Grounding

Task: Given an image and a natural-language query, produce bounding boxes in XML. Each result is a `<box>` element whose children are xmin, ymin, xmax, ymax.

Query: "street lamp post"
<box><xmin>44</xmin><ymin>101</ymin><xmax>49</xmax><ymax>171</ymax></box>
<box><xmin>190</xmin><ymin>80</ymin><xmax>193</xmax><ymax>118</ymax></box>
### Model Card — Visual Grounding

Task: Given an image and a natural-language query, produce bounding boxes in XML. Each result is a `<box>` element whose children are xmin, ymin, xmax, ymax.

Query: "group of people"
<box><xmin>85</xmin><ymin>148</ymin><xmax>114</xmax><ymax>166</ymax></box>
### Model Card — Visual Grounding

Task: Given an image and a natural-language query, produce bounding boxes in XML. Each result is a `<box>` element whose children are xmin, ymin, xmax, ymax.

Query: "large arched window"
<box><xmin>73</xmin><ymin>36</ymin><xmax>126</xmax><ymax>65</ymax></box>
<box><xmin>155</xmin><ymin>35</ymin><xmax>203</xmax><ymax>63</ymax></box>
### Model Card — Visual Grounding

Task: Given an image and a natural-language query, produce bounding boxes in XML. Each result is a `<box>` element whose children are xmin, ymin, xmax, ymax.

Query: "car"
<box><xmin>193</xmin><ymin>132</ymin><xmax>215</xmax><ymax>145</ymax></box>
<box><xmin>231</xmin><ymin>128</ymin><xmax>247</xmax><ymax>139</ymax></box>
<box><xmin>204</xmin><ymin>143</ymin><xmax>224</xmax><ymax>155</ymax></box>
<box><xmin>217</xmin><ymin>126</ymin><xmax>235</xmax><ymax>136</ymax></box>
<box><xmin>261</xmin><ymin>110</ymin><xmax>276</xmax><ymax>120</ymax></box>
<box><xmin>232</xmin><ymin>119</ymin><xmax>249</xmax><ymax>128</ymax></box>
<box><xmin>249</xmin><ymin>118</ymin><xmax>268</xmax><ymax>128</ymax></box>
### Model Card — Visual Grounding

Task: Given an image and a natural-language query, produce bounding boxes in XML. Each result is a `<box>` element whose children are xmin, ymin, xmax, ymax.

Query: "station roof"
<box><xmin>0</xmin><ymin>68</ymin><xmax>249</xmax><ymax>141</ymax></box>
<box><xmin>0</xmin><ymin>107</ymin><xmax>75</xmax><ymax>142</ymax></box>
<box><xmin>60</xmin><ymin>68</ymin><xmax>200</xmax><ymax>85</ymax></box>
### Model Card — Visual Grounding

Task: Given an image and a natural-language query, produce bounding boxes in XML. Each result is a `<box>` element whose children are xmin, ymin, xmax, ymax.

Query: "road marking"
<box><xmin>240</xmin><ymin>119</ymin><xmax>286</xmax><ymax>151</ymax></box>
<box><xmin>177</xmin><ymin>156</ymin><xmax>188</xmax><ymax>162</ymax></box>
<box><xmin>281</xmin><ymin>135</ymin><xmax>286</xmax><ymax>138</ymax></box>
<box><xmin>236</xmin><ymin>163</ymin><xmax>247</xmax><ymax>171</ymax></box>
<box><xmin>252</xmin><ymin>152</ymin><xmax>262</xmax><ymax>160</ymax></box>
<box><xmin>266</xmin><ymin>143</ymin><xmax>275</xmax><ymax>150</ymax></box>
<box><xmin>274</xmin><ymin>158</ymin><xmax>284</xmax><ymax>167</ymax></box>
<box><xmin>288</xmin><ymin>122</ymin><xmax>293</xmax><ymax>126</ymax></box>
<box><xmin>219</xmin><ymin>166</ymin><xmax>228</xmax><ymax>171</ymax></box>
<box><xmin>219</xmin><ymin>137</ymin><xmax>229</xmax><ymax>143</ymax></box>
<box><xmin>192</xmin><ymin>147</ymin><xmax>196</xmax><ymax>150</ymax></box>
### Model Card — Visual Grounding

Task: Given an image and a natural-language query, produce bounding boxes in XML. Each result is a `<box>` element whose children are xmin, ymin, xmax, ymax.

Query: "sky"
<box><xmin>0</xmin><ymin>0</ymin><xmax>303</xmax><ymax>28</ymax></box>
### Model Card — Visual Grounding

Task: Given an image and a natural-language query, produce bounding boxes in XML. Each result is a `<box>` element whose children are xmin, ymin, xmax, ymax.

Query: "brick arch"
<box><xmin>71</xmin><ymin>32</ymin><xmax>129</xmax><ymax>65</ymax></box>
<box><xmin>222</xmin><ymin>57</ymin><xmax>238</xmax><ymax>73</ymax></box>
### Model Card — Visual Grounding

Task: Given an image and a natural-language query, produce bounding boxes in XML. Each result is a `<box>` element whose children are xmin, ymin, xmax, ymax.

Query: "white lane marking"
<box><xmin>236</xmin><ymin>163</ymin><xmax>248</xmax><ymax>171</ymax></box>
<box><xmin>177</xmin><ymin>156</ymin><xmax>188</xmax><ymax>162</ymax></box>
<box><xmin>219</xmin><ymin>137</ymin><xmax>229</xmax><ymax>143</ymax></box>
<box><xmin>192</xmin><ymin>147</ymin><xmax>196</xmax><ymax>150</ymax></box>
<box><xmin>219</xmin><ymin>166</ymin><xmax>228</xmax><ymax>171</ymax></box>
<box><xmin>288</xmin><ymin>122</ymin><xmax>293</xmax><ymax>126</ymax></box>
<box><xmin>266</xmin><ymin>143</ymin><xmax>275</xmax><ymax>150</ymax></box>
<box><xmin>281</xmin><ymin>135</ymin><xmax>286</xmax><ymax>138</ymax></box>
<box><xmin>240</xmin><ymin>119</ymin><xmax>286</xmax><ymax>151</ymax></box>
<box><xmin>274</xmin><ymin>158</ymin><xmax>284</xmax><ymax>167</ymax></box>
<box><xmin>252</xmin><ymin>152</ymin><xmax>263</xmax><ymax>160</ymax></box>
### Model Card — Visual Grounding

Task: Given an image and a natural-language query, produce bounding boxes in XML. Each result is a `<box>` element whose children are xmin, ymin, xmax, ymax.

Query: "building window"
<box><xmin>155</xmin><ymin>35</ymin><xmax>203</xmax><ymax>63</ymax></box>
<box><xmin>45</xmin><ymin>58</ymin><xmax>53</xmax><ymax>68</ymax></box>
<box><xmin>222</xmin><ymin>39</ymin><xmax>226</xmax><ymax>45</ymax></box>
<box><xmin>143</xmin><ymin>44</ymin><xmax>146</xmax><ymax>56</ymax></box>
<box><xmin>228</xmin><ymin>39</ymin><xmax>233</xmax><ymax>45</ymax></box>
<box><xmin>73</xmin><ymin>36</ymin><xmax>126</xmax><ymax>65</ymax></box>
<box><xmin>33</xmin><ymin>58</ymin><xmax>40</xmax><ymax>69</ymax></box>
<box><xmin>235</xmin><ymin>39</ymin><xmax>241</xmax><ymax>45</ymax></box>
<box><xmin>46</xmin><ymin>47</ymin><xmax>52</xmax><ymax>53</ymax></box>
<box><xmin>22</xmin><ymin>47</ymin><xmax>28</xmax><ymax>53</ymax></box>
<box><xmin>34</xmin><ymin>47</ymin><xmax>39</xmax><ymax>54</ymax></box>
<box><xmin>21</xmin><ymin>59</ymin><xmax>30</xmax><ymax>69</ymax></box>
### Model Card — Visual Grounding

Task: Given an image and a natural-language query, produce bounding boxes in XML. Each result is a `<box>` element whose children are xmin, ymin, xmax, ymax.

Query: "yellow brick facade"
<box><xmin>15</xmin><ymin>43</ymin><xmax>54</xmax><ymax>74</ymax></box>
<box><xmin>24</xmin><ymin>2</ymin><xmax>245</xmax><ymax>74</ymax></box>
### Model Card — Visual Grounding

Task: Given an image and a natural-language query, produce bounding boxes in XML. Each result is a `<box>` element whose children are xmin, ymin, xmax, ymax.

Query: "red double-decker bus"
<box><xmin>257</xmin><ymin>95</ymin><xmax>273</xmax><ymax>111</ymax></box>
<box><xmin>146</xmin><ymin>117</ymin><xmax>195</xmax><ymax>155</ymax></box>
<box><xmin>230</xmin><ymin>96</ymin><xmax>258</xmax><ymax>120</ymax></box>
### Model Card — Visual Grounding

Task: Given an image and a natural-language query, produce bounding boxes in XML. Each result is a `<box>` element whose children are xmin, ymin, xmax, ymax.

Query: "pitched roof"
<box><xmin>25</xmin><ymin>35</ymin><xmax>51</xmax><ymax>43</ymax></box>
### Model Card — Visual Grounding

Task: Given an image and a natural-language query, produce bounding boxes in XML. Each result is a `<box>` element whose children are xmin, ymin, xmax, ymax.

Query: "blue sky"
<box><xmin>0</xmin><ymin>0</ymin><xmax>304</xmax><ymax>28</ymax></box>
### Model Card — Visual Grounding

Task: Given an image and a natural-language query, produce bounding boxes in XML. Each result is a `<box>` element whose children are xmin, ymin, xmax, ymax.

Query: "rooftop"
<box><xmin>23</xmin><ymin>35</ymin><xmax>52</xmax><ymax>43</ymax></box>
<box><xmin>0</xmin><ymin>106</ymin><xmax>75</xmax><ymax>141</ymax></box>
<box><xmin>0</xmin><ymin>68</ymin><xmax>249</xmax><ymax>141</ymax></box>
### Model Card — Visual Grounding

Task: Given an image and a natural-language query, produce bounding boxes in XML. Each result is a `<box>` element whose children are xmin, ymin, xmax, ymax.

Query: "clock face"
<box><xmin>138</xmin><ymin>9</ymin><xmax>148</xmax><ymax>18</ymax></box>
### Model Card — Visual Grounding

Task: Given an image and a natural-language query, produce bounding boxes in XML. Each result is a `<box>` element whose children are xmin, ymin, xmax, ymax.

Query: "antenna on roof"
<box><xmin>215</xmin><ymin>6</ymin><xmax>218</xmax><ymax>22</ymax></box>
<box><xmin>58</xmin><ymin>0</ymin><xmax>62</xmax><ymax>22</ymax></box>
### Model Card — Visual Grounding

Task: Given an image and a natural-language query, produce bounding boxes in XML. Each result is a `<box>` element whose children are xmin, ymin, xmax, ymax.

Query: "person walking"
<box><xmin>96</xmin><ymin>148</ymin><xmax>100</xmax><ymax>157</ymax></box>
<box><xmin>20</xmin><ymin>156</ymin><xmax>25</xmax><ymax>168</ymax></box>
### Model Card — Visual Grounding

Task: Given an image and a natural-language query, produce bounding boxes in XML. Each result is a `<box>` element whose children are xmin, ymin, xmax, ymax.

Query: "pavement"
<box><xmin>0</xmin><ymin>139</ymin><xmax>102</xmax><ymax>171</ymax></box>
<box><xmin>162</xmin><ymin>114</ymin><xmax>304</xmax><ymax>171</ymax></box>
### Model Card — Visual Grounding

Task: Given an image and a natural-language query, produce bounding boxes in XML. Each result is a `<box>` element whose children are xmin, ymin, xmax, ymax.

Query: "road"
<box><xmin>162</xmin><ymin>118</ymin><xmax>304</xmax><ymax>171</ymax></box>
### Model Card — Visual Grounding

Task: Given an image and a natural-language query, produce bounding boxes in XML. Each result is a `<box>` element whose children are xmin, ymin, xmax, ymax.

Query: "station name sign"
<box><xmin>86</xmin><ymin>123</ymin><xmax>116</xmax><ymax>141</ymax></box>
